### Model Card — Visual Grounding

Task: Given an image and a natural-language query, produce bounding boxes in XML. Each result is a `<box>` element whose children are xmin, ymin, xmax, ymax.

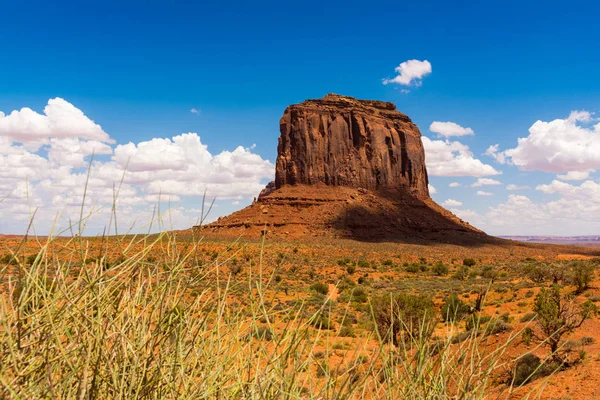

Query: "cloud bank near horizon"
<box><xmin>1</xmin><ymin>98</ymin><xmax>599</xmax><ymax>236</ymax></box>
<box><xmin>0</xmin><ymin>98</ymin><xmax>274</xmax><ymax>235</ymax></box>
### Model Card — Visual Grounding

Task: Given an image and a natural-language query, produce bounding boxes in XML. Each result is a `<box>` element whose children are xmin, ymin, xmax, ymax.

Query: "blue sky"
<box><xmin>1</xmin><ymin>0</ymin><xmax>599</xmax><ymax>236</ymax></box>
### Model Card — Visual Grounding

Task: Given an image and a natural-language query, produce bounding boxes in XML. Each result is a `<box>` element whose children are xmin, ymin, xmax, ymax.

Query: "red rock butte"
<box><xmin>199</xmin><ymin>94</ymin><xmax>494</xmax><ymax>244</ymax></box>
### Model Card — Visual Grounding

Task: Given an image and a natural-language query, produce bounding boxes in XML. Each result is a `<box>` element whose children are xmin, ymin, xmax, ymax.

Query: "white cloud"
<box><xmin>442</xmin><ymin>199</ymin><xmax>462</xmax><ymax>207</ymax></box>
<box><xmin>476</xmin><ymin>190</ymin><xmax>493</xmax><ymax>196</ymax></box>
<box><xmin>0</xmin><ymin>99</ymin><xmax>275</xmax><ymax>234</ymax></box>
<box><xmin>382</xmin><ymin>59</ymin><xmax>432</xmax><ymax>86</ymax></box>
<box><xmin>449</xmin><ymin>182</ymin><xmax>461</xmax><ymax>188</ymax></box>
<box><xmin>0</xmin><ymin>98</ymin><xmax>113</xmax><ymax>150</ymax></box>
<box><xmin>457</xmin><ymin>179</ymin><xmax>600</xmax><ymax>235</ymax></box>
<box><xmin>472</xmin><ymin>178</ymin><xmax>501</xmax><ymax>187</ymax></box>
<box><xmin>429</xmin><ymin>121</ymin><xmax>474</xmax><ymax>138</ymax></box>
<box><xmin>428</xmin><ymin>184</ymin><xmax>437</xmax><ymax>194</ymax></box>
<box><xmin>556</xmin><ymin>170</ymin><xmax>594</xmax><ymax>181</ymax></box>
<box><xmin>422</xmin><ymin>137</ymin><xmax>501</xmax><ymax>177</ymax></box>
<box><xmin>484</xmin><ymin>144</ymin><xmax>506</xmax><ymax>164</ymax></box>
<box><xmin>506</xmin><ymin>184</ymin><xmax>530</xmax><ymax>190</ymax></box>
<box><xmin>190</xmin><ymin>108</ymin><xmax>200</xmax><ymax>114</ymax></box>
<box><xmin>490</xmin><ymin>111</ymin><xmax>600</xmax><ymax>172</ymax></box>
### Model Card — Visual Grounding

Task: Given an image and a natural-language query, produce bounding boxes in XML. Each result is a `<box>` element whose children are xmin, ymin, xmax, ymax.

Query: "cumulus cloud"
<box><xmin>428</xmin><ymin>184</ymin><xmax>437</xmax><ymax>194</ymax></box>
<box><xmin>442</xmin><ymin>199</ymin><xmax>462</xmax><ymax>207</ymax></box>
<box><xmin>0</xmin><ymin>98</ymin><xmax>113</xmax><ymax>150</ymax></box>
<box><xmin>472</xmin><ymin>178</ymin><xmax>501</xmax><ymax>187</ymax></box>
<box><xmin>476</xmin><ymin>190</ymin><xmax>493</xmax><ymax>196</ymax></box>
<box><xmin>429</xmin><ymin>121</ymin><xmax>474</xmax><ymax>138</ymax></box>
<box><xmin>190</xmin><ymin>108</ymin><xmax>200</xmax><ymax>114</ymax></box>
<box><xmin>484</xmin><ymin>144</ymin><xmax>506</xmax><ymax>164</ymax></box>
<box><xmin>449</xmin><ymin>182</ymin><xmax>461</xmax><ymax>188</ymax></box>
<box><xmin>506</xmin><ymin>184</ymin><xmax>530</xmax><ymax>190</ymax></box>
<box><xmin>556</xmin><ymin>170</ymin><xmax>594</xmax><ymax>181</ymax></box>
<box><xmin>422</xmin><ymin>137</ymin><xmax>501</xmax><ymax>177</ymax></box>
<box><xmin>382</xmin><ymin>59</ymin><xmax>432</xmax><ymax>86</ymax></box>
<box><xmin>456</xmin><ymin>179</ymin><xmax>600</xmax><ymax>235</ymax></box>
<box><xmin>0</xmin><ymin>99</ymin><xmax>274</xmax><ymax>234</ymax></box>
<box><xmin>488</xmin><ymin>111</ymin><xmax>600</xmax><ymax>172</ymax></box>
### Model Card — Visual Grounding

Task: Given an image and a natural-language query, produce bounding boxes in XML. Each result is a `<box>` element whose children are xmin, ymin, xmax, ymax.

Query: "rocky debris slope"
<box><xmin>199</xmin><ymin>94</ymin><xmax>493</xmax><ymax>244</ymax></box>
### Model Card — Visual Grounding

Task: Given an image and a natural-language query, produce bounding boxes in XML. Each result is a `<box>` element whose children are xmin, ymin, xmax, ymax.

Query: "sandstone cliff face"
<box><xmin>275</xmin><ymin>94</ymin><xmax>429</xmax><ymax>199</ymax></box>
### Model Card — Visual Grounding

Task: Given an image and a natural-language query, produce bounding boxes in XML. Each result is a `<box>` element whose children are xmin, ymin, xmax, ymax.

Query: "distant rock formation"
<box><xmin>198</xmin><ymin>94</ymin><xmax>492</xmax><ymax>244</ymax></box>
<box><xmin>276</xmin><ymin>94</ymin><xmax>429</xmax><ymax>199</ymax></box>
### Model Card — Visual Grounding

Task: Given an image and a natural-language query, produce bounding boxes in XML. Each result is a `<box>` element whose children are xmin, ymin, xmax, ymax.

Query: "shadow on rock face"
<box><xmin>325</xmin><ymin>188</ymin><xmax>500</xmax><ymax>247</ymax></box>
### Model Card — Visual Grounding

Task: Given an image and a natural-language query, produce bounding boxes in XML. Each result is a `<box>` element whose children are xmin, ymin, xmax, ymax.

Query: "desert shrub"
<box><xmin>346</xmin><ymin>264</ymin><xmax>357</xmax><ymax>275</ymax></box>
<box><xmin>520</xmin><ymin>312</ymin><xmax>536</xmax><ymax>323</ymax></box>
<box><xmin>465</xmin><ymin>314</ymin><xmax>492</xmax><ymax>332</ymax></box>
<box><xmin>450</xmin><ymin>331</ymin><xmax>473</xmax><ymax>344</ymax></box>
<box><xmin>405</xmin><ymin>263</ymin><xmax>420</xmax><ymax>273</ymax></box>
<box><xmin>316</xmin><ymin>362</ymin><xmax>329</xmax><ymax>378</ymax></box>
<box><xmin>482</xmin><ymin>318</ymin><xmax>511</xmax><ymax>335</ymax></box>
<box><xmin>350</xmin><ymin>286</ymin><xmax>368</xmax><ymax>303</ymax></box>
<box><xmin>382</xmin><ymin>259</ymin><xmax>394</xmax><ymax>267</ymax></box>
<box><xmin>310</xmin><ymin>314</ymin><xmax>333</xmax><ymax>330</ymax></box>
<box><xmin>547</xmin><ymin>263</ymin><xmax>567</xmax><ymax>284</ymax></box>
<box><xmin>26</xmin><ymin>253</ymin><xmax>40</xmax><ymax>265</ymax></box>
<box><xmin>310</xmin><ymin>282</ymin><xmax>329</xmax><ymax>295</ymax></box>
<box><xmin>229</xmin><ymin>263</ymin><xmax>243</xmax><ymax>275</ymax></box>
<box><xmin>463</xmin><ymin>258</ymin><xmax>476</xmax><ymax>267</ymax></box>
<box><xmin>453</xmin><ymin>266</ymin><xmax>469</xmax><ymax>281</ymax></box>
<box><xmin>338</xmin><ymin>326</ymin><xmax>356</xmax><ymax>337</ymax></box>
<box><xmin>568</xmin><ymin>262</ymin><xmax>595</xmax><ymax>294</ymax></box>
<box><xmin>480</xmin><ymin>265</ymin><xmax>499</xmax><ymax>281</ymax></box>
<box><xmin>432</xmin><ymin>261</ymin><xmax>449</xmax><ymax>276</ymax></box>
<box><xmin>533</xmin><ymin>285</ymin><xmax>598</xmax><ymax>361</ymax></box>
<box><xmin>371</xmin><ymin>292</ymin><xmax>436</xmax><ymax>346</ymax></box>
<box><xmin>499</xmin><ymin>312</ymin><xmax>512</xmax><ymax>323</ymax></box>
<box><xmin>511</xmin><ymin>353</ymin><xmax>561</xmax><ymax>386</ymax></box>
<box><xmin>521</xmin><ymin>327</ymin><xmax>533</xmax><ymax>346</ymax></box>
<box><xmin>357</xmin><ymin>260</ymin><xmax>370</xmax><ymax>269</ymax></box>
<box><xmin>441</xmin><ymin>294</ymin><xmax>469</xmax><ymax>323</ymax></box>
<box><xmin>523</xmin><ymin>262</ymin><xmax>548</xmax><ymax>283</ymax></box>
<box><xmin>579</xmin><ymin>336</ymin><xmax>595</xmax><ymax>346</ymax></box>
<box><xmin>337</xmin><ymin>276</ymin><xmax>356</xmax><ymax>292</ymax></box>
<box><xmin>248</xmin><ymin>326</ymin><xmax>274</xmax><ymax>341</ymax></box>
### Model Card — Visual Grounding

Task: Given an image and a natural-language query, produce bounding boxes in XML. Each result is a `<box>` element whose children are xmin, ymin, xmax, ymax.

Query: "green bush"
<box><xmin>534</xmin><ymin>285</ymin><xmax>598</xmax><ymax>360</ymax></box>
<box><xmin>568</xmin><ymin>262</ymin><xmax>595</xmax><ymax>293</ymax></box>
<box><xmin>406</xmin><ymin>263</ymin><xmax>420</xmax><ymax>273</ymax></box>
<box><xmin>463</xmin><ymin>258</ymin><xmax>476</xmax><ymax>267</ymax></box>
<box><xmin>371</xmin><ymin>293</ymin><xmax>436</xmax><ymax>346</ymax></box>
<box><xmin>350</xmin><ymin>286</ymin><xmax>369</xmax><ymax>303</ymax></box>
<box><xmin>441</xmin><ymin>294</ymin><xmax>469</xmax><ymax>323</ymax></box>
<box><xmin>310</xmin><ymin>282</ymin><xmax>329</xmax><ymax>295</ymax></box>
<box><xmin>519</xmin><ymin>312</ymin><xmax>536</xmax><ymax>323</ymax></box>
<box><xmin>432</xmin><ymin>261</ymin><xmax>449</xmax><ymax>276</ymax></box>
<box><xmin>453</xmin><ymin>266</ymin><xmax>469</xmax><ymax>281</ymax></box>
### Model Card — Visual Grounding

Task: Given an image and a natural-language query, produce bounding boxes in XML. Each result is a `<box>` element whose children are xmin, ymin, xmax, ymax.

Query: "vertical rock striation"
<box><xmin>276</xmin><ymin>94</ymin><xmax>429</xmax><ymax>199</ymax></box>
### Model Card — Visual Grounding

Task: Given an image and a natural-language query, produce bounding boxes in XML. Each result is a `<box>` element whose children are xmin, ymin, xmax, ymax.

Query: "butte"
<box><xmin>199</xmin><ymin>94</ymin><xmax>494</xmax><ymax>245</ymax></box>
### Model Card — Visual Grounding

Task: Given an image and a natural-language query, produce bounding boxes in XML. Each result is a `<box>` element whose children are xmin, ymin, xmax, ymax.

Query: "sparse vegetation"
<box><xmin>532</xmin><ymin>285</ymin><xmax>598</xmax><ymax>362</ymax></box>
<box><xmin>1</xmin><ymin>210</ymin><xmax>597</xmax><ymax>398</ymax></box>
